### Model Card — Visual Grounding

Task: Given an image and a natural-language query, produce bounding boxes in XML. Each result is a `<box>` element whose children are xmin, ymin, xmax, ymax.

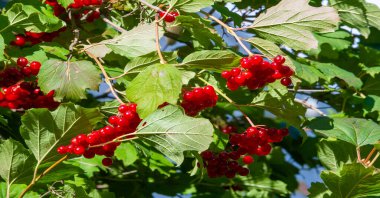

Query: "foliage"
<box><xmin>0</xmin><ymin>0</ymin><xmax>380</xmax><ymax>197</ymax></box>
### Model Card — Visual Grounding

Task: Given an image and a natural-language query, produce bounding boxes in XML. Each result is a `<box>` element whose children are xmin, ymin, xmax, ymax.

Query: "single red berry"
<box><xmin>238</xmin><ymin>167</ymin><xmax>250</xmax><ymax>176</ymax></box>
<box><xmin>221</xmin><ymin>71</ymin><xmax>231</xmax><ymax>79</ymax></box>
<box><xmin>249</xmin><ymin>55</ymin><xmax>263</xmax><ymax>66</ymax></box>
<box><xmin>57</xmin><ymin>146</ymin><xmax>67</xmax><ymax>154</ymax></box>
<box><xmin>17</xmin><ymin>57</ymin><xmax>28</xmax><ymax>67</ymax></box>
<box><xmin>241</xmin><ymin>71</ymin><xmax>252</xmax><ymax>79</ymax></box>
<box><xmin>118</xmin><ymin>104</ymin><xmax>128</xmax><ymax>113</ymax></box>
<box><xmin>83</xmin><ymin>149</ymin><xmax>95</xmax><ymax>159</ymax></box>
<box><xmin>30</xmin><ymin>61</ymin><xmax>41</xmax><ymax>75</ymax></box>
<box><xmin>73</xmin><ymin>146</ymin><xmax>86</xmax><ymax>155</ymax></box>
<box><xmin>274</xmin><ymin>55</ymin><xmax>286</xmax><ymax>64</ymax></box>
<box><xmin>201</xmin><ymin>150</ymin><xmax>213</xmax><ymax>160</ymax></box>
<box><xmin>240</xmin><ymin>57</ymin><xmax>252</xmax><ymax>69</ymax></box>
<box><xmin>225</xmin><ymin>170</ymin><xmax>236</xmax><ymax>178</ymax></box>
<box><xmin>108</xmin><ymin>115</ymin><xmax>119</xmax><ymax>125</ymax></box>
<box><xmin>13</xmin><ymin>35</ymin><xmax>26</xmax><ymax>46</ymax></box>
<box><xmin>280</xmin><ymin>77</ymin><xmax>292</xmax><ymax>86</ymax></box>
<box><xmin>242</xmin><ymin>155</ymin><xmax>254</xmax><ymax>165</ymax></box>
<box><xmin>102</xmin><ymin>157</ymin><xmax>113</xmax><ymax>166</ymax></box>
<box><xmin>231</xmin><ymin>68</ymin><xmax>241</xmax><ymax>76</ymax></box>
<box><xmin>76</xmin><ymin>134</ymin><xmax>88</xmax><ymax>146</ymax></box>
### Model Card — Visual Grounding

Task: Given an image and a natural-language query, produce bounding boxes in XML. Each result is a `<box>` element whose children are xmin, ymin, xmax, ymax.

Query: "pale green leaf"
<box><xmin>171</xmin><ymin>0</ymin><xmax>213</xmax><ymax>13</ymax></box>
<box><xmin>309</xmin><ymin>117</ymin><xmax>380</xmax><ymax>147</ymax></box>
<box><xmin>317</xmin><ymin>139</ymin><xmax>356</xmax><ymax>171</ymax></box>
<box><xmin>136</xmin><ymin>105</ymin><xmax>214</xmax><ymax>165</ymax></box>
<box><xmin>365</xmin><ymin>3</ymin><xmax>380</xmax><ymax>31</ymax></box>
<box><xmin>57</xmin><ymin>0</ymin><xmax>74</xmax><ymax>8</ymax></box>
<box><xmin>38</xmin><ymin>59</ymin><xmax>101</xmax><ymax>101</ymax></box>
<box><xmin>124</xmin><ymin>52</ymin><xmax>177</xmax><ymax>74</ymax></box>
<box><xmin>126</xmin><ymin>64</ymin><xmax>182</xmax><ymax>118</ymax></box>
<box><xmin>251</xmin><ymin>0</ymin><xmax>340</xmax><ymax>50</ymax></box>
<box><xmin>0</xmin><ymin>36</ymin><xmax>4</xmax><ymax>62</ymax></box>
<box><xmin>363</xmin><ymin>66</ymin><xmax>380</xmax><ymax>77</ymax></box>
<box><xmin>114</xmin><ymin>143</ymin><xmax>139</xmax><ymax>166</ymax></box>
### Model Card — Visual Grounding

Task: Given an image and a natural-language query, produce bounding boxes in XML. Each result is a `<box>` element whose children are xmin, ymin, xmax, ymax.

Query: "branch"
<box><xmin>86</xmin><ymin>51</ymin><xmax>125</xmax><ymax>104</ymax></box>
<box><xmin>19</xmin><ymin>155</ymin><xmax>68</xmax><ymax>198</ymax></box>
<box><xmin>155</xmin><ymin>14</ymin><xmax>166</xmax><ymax>64</ymax></box>
<box><xmin>138</xmin><ymin>0</ymin><xmax>163</xmax><ymax>12</ymax></box>
<box><xmin>101</xmin><ymin>16</ymin><xmax>127</xmax><ymax>33</ymax></box>
<box><xmin>294</xmin><ymin>98</ymin><xmax>326</xmax><ymax>116</ymax></box>
<box><xmin>200</xmin><ymin>10</ymin><xmax>253</xmax><ymax>56</ymax></box>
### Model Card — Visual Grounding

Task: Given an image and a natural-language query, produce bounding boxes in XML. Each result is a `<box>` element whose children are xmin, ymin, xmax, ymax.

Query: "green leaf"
<box><xmin>86</xmin><ymin>23</ymin><xmax>158</xmax><ymax>59</ymax></box>
<box><xmin>251</xmin><ymin>87</ymin><xmax>306</xmax><ymax>133</ymax></box>
<box><xmin>293</xmin><ymin>61</ymin><xmax>324</xmax><ymax>84</ymax></box>
<box><xmin>365</xmin><ymin>2</ymin><xmax>380</xmax><ymax>31</ymax></box>
<box><xmin>308</xmin><ymin>182</ymin><xmax>331</xmax><ymax>198</ymax></box>
<box><xmin>180</xmin><ymin>50</ymin><xmax>239</xmax><ymax>72</ymax></box>
<box><xmin>124</xmin><ymin>52</ymin><xmax>177</xmax><ymax>74</ymax></box>
<box><xmin>317</xmin><ymin>139</ymin><xmax>356</xmax><ymax>171</ymax></box>
<box><xmin>126</xmin><ymin>64</ymin><xmax>182</xmax><ymax>118</ymax></box>
<box><xmin>312</xmin><ymin>62</ymin><xmax>363</xmax><ymax>89</ymax></box>
<box><xmin>0</xmin><ymin>139</ymin><xmax>36</xmax><ymax>197</ymax></box>
<box><xmin>38</xmin><ymin>59</ymin><xmax>101</xmax><ymax>101</ymax></box>
<box><xmin>0</xmin><ymin>182</ymin><xmax>39</xmax><ymax>198</ymax></box>
<box><xmin>39</xmin><ymin>43</ymin><xmax>70</xmax><ymax>60</ymax></box>
<box><xmin>363</xmin><ymin>66</ymin><xmax>380</xmax><ymax>77</ymax></box>
<box><xmin>114</xmin><ymin>143</ymin><xmax>138</xmax><ymax>166</ymax></box>
<box><xmin>247</xmin><ymin>37</ymin><xmax>294</xmax><ymax>68</ymax></box>
<box><xmin>20</xmin><ymin>103</ymin><xmax>103</xmax><ymax>165</ymax></box>
<box><xmin>329</xmin><ymin>0</ymin><xmax>370</xmax><ymax>38</ymax></box>
<box><xmin>136</xmin><ymin>105</ymin><xmax>214</xmax><ymax>165</ymax></box>
<box><xmin>308</xmin><ymin>117</ymin><xmax>380</xmax><ymax>147</ymax></box>
<box><xmin>321</xmin><ymin>163</ymin><xmax>380</xmax><ymax>198</ymax></box>
<box><xmin>172</xmin><ymin>16</ymin><xmax>224</xmax><ymax>48</ymax></box>
<box><xmin>250</xmin><ymin>0</ymin><xmax>340</xmax><ymax>50</ymax></box>
<box><xmin>57</xmin><ymin>0</ymin><xmax>74</xmax><ymax>8</ymax></box>
<box><xmin>171</xmin><ymin>0</ymin><xmax>214</xmax><ymax>13</ymax></box>
<box><xmin>363</xmin><ymin>75</ymin><xmax>380</xmax><ymax>96</ymax></box>
<box><xmin>364</xmin><ymin>95</ymin><xmax>380</xmax><ymax>114</ymax></box>
<box><xmin>1</xmin><ymin>3</ymin><xmax>65</xmax><ymax>33</ymax></box>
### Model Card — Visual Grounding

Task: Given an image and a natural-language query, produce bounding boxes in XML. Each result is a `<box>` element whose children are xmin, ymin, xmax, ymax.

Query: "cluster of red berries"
<box><xmin>0</xmin><ymin>57</ymin><xmax>41</xmax><ymax>87</ymax></box>
<box><xmin>158</xmin><ymin>11</ymin><xmax>179</xmax><ymax>22</ymax></box>
<box><xmin>12</xmin><ymin>28</ymin><xmax>66</xmax><ymax>47</ymax></box>
<box><xmin>221</xmin><ymin>55</ymin><xmax>294</xmax><ymax>90</ymax></box>
<box><xmin>44</xmin><ymin>0</ymin><xmax>102</xmax><ymax>22</ymax></box>
<box><xmin>57</xmin><ymin>103</ymin><xmax>141</xmax><ymax>166</ymax></box>
<box><xmin>201</xmin><ymin>125</ymin><xmax>289</xmax><ymax>178</ymax></box>
<box><xmin>0</xmin><ymin>57</ymin><xmax>59</xmax><ymax>110</ymax></box>
<box><xmin>180</xmin><ymin>86</ymin><xmax>218</xmax><ymax>116</ymax></box>
<box><xmin>0</xmin><ymin>82</ymin><xmax>59</xmax><ymax>110</ymax></box>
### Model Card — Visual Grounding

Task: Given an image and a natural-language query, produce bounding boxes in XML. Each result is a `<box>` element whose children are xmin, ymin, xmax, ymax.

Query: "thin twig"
<box><xmin>294</xmin><ymin>98</ymin><xmax>326</xmax><ymax>116</ymax></box>
<box><xmin>155</xmin><ymin>14</ymin><xmax>166</xmax><ymax>64</ymax></box>
<box><xmin>200</xmin><ymin>11</ymin><xmax>253</xmax><ymax>56</ymax></box>
<box><xmin>101</xmin><ymin>16</ymin><xmax>127</xmax><ymax>33</ymax></box>
<box><xmin>288</xmin><ymin>89</ymin><xmax>334</xmax><ymax>93</ymax></box>
<box><xmin>364</xmin><ymin>147</ymin><xmax>377</xmax><ymax>164</ymax></box>
<box><xmin>368</xmin><ymin>152</ymin><xmax>380</xmax><ymax>167</ymax></box>
<box><xmin>357</xmin><ymin>147</ymin><xmax>362</xmax><ymax>163</ymax></box>
<box><xmin>86</xmin><ymin>51</ymin><xmax>125</xmax><ymax>104</ymax></box>
<box><xmin>19</xmin><ymin>155</ymin><xmax>68</xmax><ymax>198</ymax></box>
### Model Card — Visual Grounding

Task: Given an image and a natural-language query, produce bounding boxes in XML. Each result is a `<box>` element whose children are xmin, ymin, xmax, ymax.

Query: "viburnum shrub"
<box><xmin>1</xmin><ymin>0</ymin><xmax>380</xmax><ymax>197</ymax></box>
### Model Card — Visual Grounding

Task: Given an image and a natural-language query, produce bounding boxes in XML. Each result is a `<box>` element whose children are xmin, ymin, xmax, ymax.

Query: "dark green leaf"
<box><xmin>317</xmin><ymin>139</ymin><xmax>356</xmax><ymax>171</ymax></box>
<box><xmin>180</xmin><ymin>50</ymin><xmax>239</xmax><ymax>72</ymax></box>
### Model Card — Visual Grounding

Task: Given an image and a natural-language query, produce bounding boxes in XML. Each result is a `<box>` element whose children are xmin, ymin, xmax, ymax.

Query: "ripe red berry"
<box><xmin>118</xmin><ymin>104</ymin><xmax>128</xmax><ymax>113</ymax></box>
<box><xmin>221</xmin><ymin>71</ymin><xmax>231</xmax><ymax>79</ymax></box>
<box><xmin>83</xmin><ymin>149</ymin><xmax>95</xmax><ymax>159</ymax></box>
<box><xmin>57</xmin><ymin>146</ymin><xmax>67</xmax><ymax>154</ymax></box>
<box><xmin>102</xmin><ymin>157</ymin><xmax>113</xmax><ymax>166</ymax></box>
<box><xmin>238</xmin><ymin>167</ymin><xmax>250</xmax><ymax>176</ymax></box>
<box><xmin>274</xmin><ymin>55</ymin><xmax>285</xmax><ymax>64</ymax></box>
<box><xmin>280</xmin><ymin>77</ymin><xmax>292</xmax><ymax>86</ymax></box>
<box><xmin>17</xmin><ymin>57</ymin><xmax>28</xmax><ymax>67</ymax></box>
<box><xmin>242</xmin><ymin>155</ymin><xmax>254</xmax><ymax>164</ymax></box>
<box><xmin>240</xmin><ymin>57</ymin><xmax>252</xmax><ymax>69</ymax></box>
<box><xmin>249</xmin><ymin>55</ymin><xmax>263</xmax><ymax>66</ymax></box>
<box><xmin>73</xmin><ymin>146</ymin><xmax>86</xmax><ymax>155</ymax></box>
<box><xmin>29</xmin><ymin>61</ymin><xmax>41</xmax><ymax>75</ymax></box>
<box><xmin>13</xmin><ymin>35</ymin><xmax>26</xmax><ymax>46</ymax></box>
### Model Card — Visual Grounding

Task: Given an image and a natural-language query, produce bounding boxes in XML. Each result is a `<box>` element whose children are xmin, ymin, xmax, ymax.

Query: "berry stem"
<box><xmin>294</xmin><ymin>98</ymin><xmax>326</xmax><ymax>116</ymax></box>
<box><xmin>364</xmin><ymin>147</ymin><xmax>377</xmax><ymax>164</ymax></box>
<box><xmin>18</xmin><ymin>155</ymin><xmax>68</xmax><ymax>198</ymax></box>
<box><xmin>155</xmin><ymin>14</ymin><xmax>167</xmax><ymax>64</ymax></box>
<box><xmin>198</xmin><ymin>77</ymin><xmax>255</xmax><ymax>127</ymax></box>
<box><xmin>86</xmin><ymin>51</ymin><xmax>126</xmax><ymax>104</ymax></box>
<box><xmin>200</xmin><ymin>11</ymin><xmax>254</xmax><ymax>56</ymax></box>
<box><xmin>101</xmin><ymin>16</ymin><xmax>127</xmax><ymax>33</ymax></box>
<box><xmin>368</xmin><ymin>152</ymin><xmax>380</xmax><ymax>167</ymax></box>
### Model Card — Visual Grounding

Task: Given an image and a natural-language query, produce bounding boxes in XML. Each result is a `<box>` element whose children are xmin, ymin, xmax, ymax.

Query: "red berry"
<box><xmin>118</xmin><ymin>104</ymin><xmax>128</xmax><ymax>113</ymax></box>
<box><xmin>240</xmin><ymin>57</ymin><xmax>252</xmax><ymax>69</ymax></box>
<box><xmin>249</xmin><ymin>55</ymin><xmax>263</xmax><ymax>66</ymax></box>
<box><xmin>102</xmin><ymin>157</ymin><xmax>113</xmax><ymax>166</ymax></box>
<box><xmin>13</xmin><ymin>35</ymin><xmax>26</xmax><ymax>46</ymax></box>
<box><xmin>73</xmin><ymin>146</ymin><xmax>85</xmax><ymax>155</ymax></box>
<box><xmin>221</xmin><ymin>71</ymin><xmax>231</xmax><ymax>79</ymax></box>
<box><xmin>242</xmin><ymin>155</ymin><xmax>254</xmax><ymax>165</ymax></box>
<box><xmin>108</xmin><ymin>116</ymin><xmax>119</xmax><ymax>125</ymax></box>
<box><xmin>57</xmin><ymin>146</ymin><xmax>67</xmax><ymax>154</ymax></box>
<box><xmin>83</xmin><ymin>149</ymin><xmax>95</xmax><ymax>159</ymax></box>
<box><xmin>17</xmin><ymin>57</ymin><xmax>28</xmax><ymax>67</ymax></box>
<box><xmin>238</xmin><ymin>167</ymin><xmax>250</xmax><ymax>176</ymax></box>
<box><xmin>274</xmin><ymin>55</ymin><xmax>285</xmax><ymax>64</ymax></box>
<box><xmin>30</xmin><ymin>61</ymin><xmax>41</xmax><ymax>75</ymax></box>
<box><xmin>280</xmin><ymin>77</ymin><xmax>292</xmax><ymax>86</ymax></box>
<box><xmin>231</xmin><ymin>68</ymin><xmax>241</xmax><ymax>76</ymax></box>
